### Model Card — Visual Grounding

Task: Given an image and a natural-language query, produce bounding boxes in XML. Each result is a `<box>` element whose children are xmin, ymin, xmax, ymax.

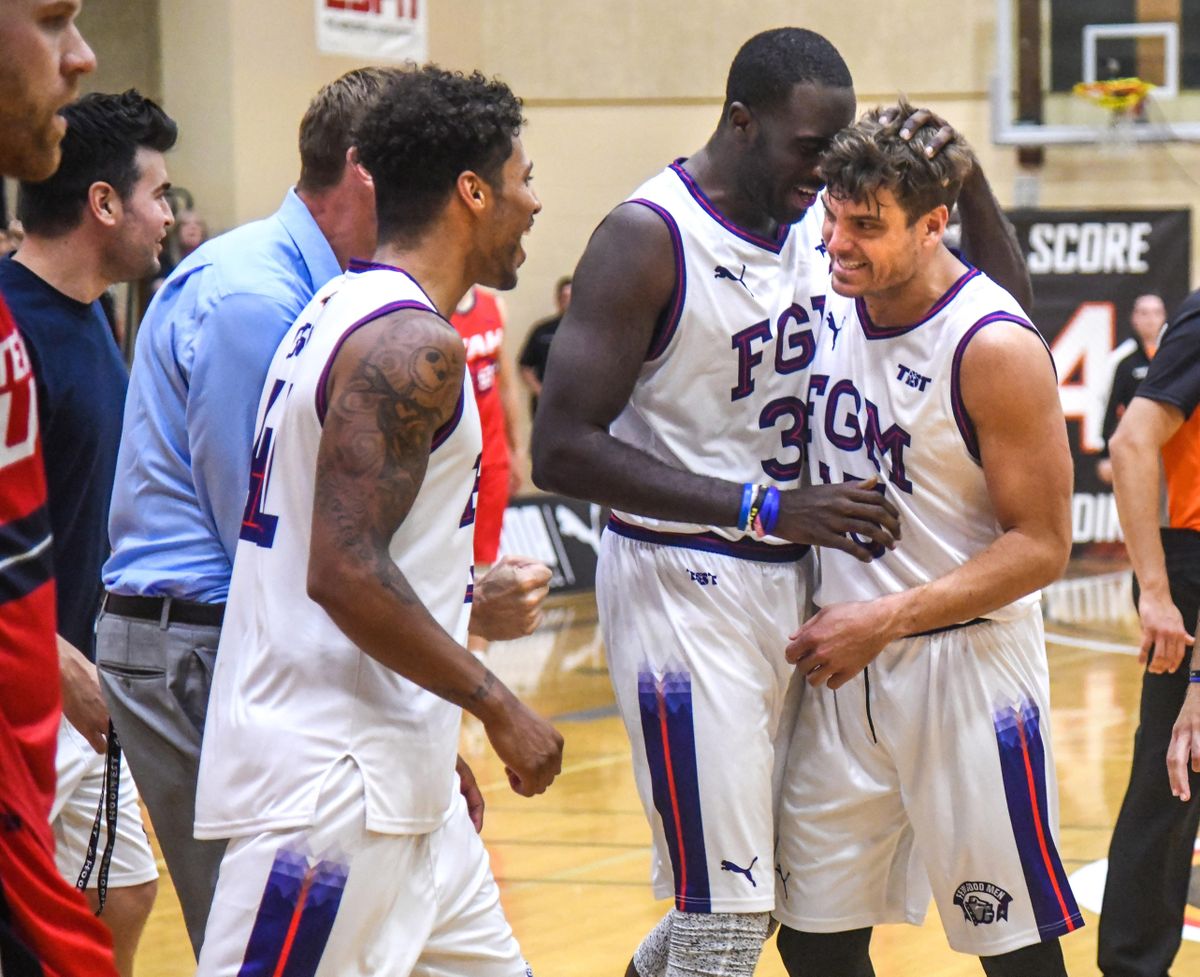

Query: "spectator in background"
<box><xmin>150</xmin><ymin>206</ymin><xmax>208</xmax><ymax>294</ymax></box>
<box><xmin>0</xmin><ymin>89</ymin><xmax>177</xmax><ymax>977</ymax></box>
<box><xmin>174</xmin><ymin>208</ymin><xmax>208</xmax><ymax>260</ymax></box>
<box><xmin>1097</xmin><ymin>293</ymin><xmax>1167</xmax><ymax>484</ymax></box>
<box><xmin>1106</xmin><ymin>287</ymin><xmax>1200</xmax><ymax>977</ymax></box>
<box><xmin>518</xmin><ymin>273</ymin><xmax>571</xmax><ymax>419</ymax></box>
<box><xmin>0</xmin><ymin>219</ymin><xmax>24</xmax><ymax>256</ymax></box>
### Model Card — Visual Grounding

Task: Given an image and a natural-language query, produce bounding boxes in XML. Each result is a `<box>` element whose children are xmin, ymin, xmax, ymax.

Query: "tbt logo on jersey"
<box><xmin>895</xmin><ymin>364</ymin><xmax>931</xmax><ymax>392</ymax></box>
<box><xmin>953</xmin><ymin>880</ymin><xmax>1013</xmax><ymax>926</ymax></box>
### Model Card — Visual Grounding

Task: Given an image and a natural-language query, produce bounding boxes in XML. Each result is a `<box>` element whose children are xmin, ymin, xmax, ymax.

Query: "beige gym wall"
<box><xmin>83</xmin><ymin>1</ymin><xmax>1199</xmax><ymax>410</ymax></box>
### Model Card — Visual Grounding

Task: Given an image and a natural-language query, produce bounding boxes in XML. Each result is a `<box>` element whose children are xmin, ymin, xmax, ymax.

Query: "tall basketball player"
<box><xmin>532</xmin><ymin>28</ymin><xmax>1030</xmax><ymax>977</ymax></box>
<box><xmin>193</xmin><ymin>66</ymin><xmax>562</xmax><ymax>975</ymax></box>
<box><xmin>774</xmin><ymin>102</ymin><xmax>1078</xmax><ymax>977</ymax></box>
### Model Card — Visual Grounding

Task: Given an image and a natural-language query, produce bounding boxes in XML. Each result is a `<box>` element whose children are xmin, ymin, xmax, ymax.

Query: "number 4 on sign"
<box><xmin>1049</xmin><ymin>301</ymin><xmax>1116</xmax><ymax>454</ymax></box>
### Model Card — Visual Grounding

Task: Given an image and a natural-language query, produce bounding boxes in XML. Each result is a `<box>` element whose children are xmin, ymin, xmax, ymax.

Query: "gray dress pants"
<box><xmin>95</xmin><ymin>607</ymin><xmax>228</xmax><ymax>958</ymax></box>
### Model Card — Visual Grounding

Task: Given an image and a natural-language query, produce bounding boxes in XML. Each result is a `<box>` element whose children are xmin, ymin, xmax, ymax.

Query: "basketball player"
<box><xmin>0</xmin><ymin>3</ymin><xmax>120</xmax><ymax>975</ymax></box>
<box><xmin>532</xmin><ymin>28</ymin><xmax>1030</xmax><ymax>977</ymax></box>
<box><xmin>193</xmin><ymin>66</ymin><xmax>563</xmax><ymax>975</ymax></box>
<box><xmin>452</xmin><ymin>285</ymin><xmax>524</xmax><ymax>567</ymax></box>
<box><xmin>773</xmin><ymin>102</ymin><xmax>1078</xmax><ymax>977</ymax></box>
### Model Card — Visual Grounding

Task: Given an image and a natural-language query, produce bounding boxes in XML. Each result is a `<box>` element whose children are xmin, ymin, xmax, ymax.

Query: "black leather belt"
<box><xmin>103</xmin><ymin>593</ymin><xmax>225</xmax><ymax>628</ymax></box>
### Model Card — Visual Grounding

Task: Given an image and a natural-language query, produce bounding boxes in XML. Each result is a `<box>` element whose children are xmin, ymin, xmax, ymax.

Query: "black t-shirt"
<box><xmin>0</xmin><ymin>258</ymin><xmax>128</xmax><ymax>658</ymax></box>
<box><xmin>1138</xmin><ymin>290</ymin><xmax>1200</xmax><ymax>418</ymax></box>
<box><xmin>1101</xmin><ymin>341</ymin><xmax>1153</xmax><ymax>455</ymax></box>
<box><xmin>1137</xmin><ymin>288</ymin><xmax>1200</xmax><ymax>532</ymax></box>
<box><xmin>518</xmin><ymin>315</ymin><xmax>562</xmax><ymax>383</ymax></box>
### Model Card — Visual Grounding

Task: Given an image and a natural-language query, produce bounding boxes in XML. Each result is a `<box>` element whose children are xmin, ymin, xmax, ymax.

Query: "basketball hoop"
<box><xmin>1072</xmin><ymin>77</ymin><xmax>1154</xmax><ymax>150</ymax></box>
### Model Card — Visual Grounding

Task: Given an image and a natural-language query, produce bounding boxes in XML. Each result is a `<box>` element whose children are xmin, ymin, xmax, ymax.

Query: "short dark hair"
<box><xmin>18</xmin><ymin>90</ymin><xmax>177</xmax><ymax>237</ymax></box>
<box><xmin>297</xmin><ymin>66</ymin><xmax>396</xmax><ymax>193</ymax></box>
<box><xmin>819</xmin><ymin>98</ymin><xmax>976</xmax><ymax>225</ymax></box>
<box><xmin>725</xmin><ymin>28</ymin><xmax>853</xmax><ymax>113</ymax></box>
<box><xmin>356</xmin><ymin>66</ymin><xmax>524</xmax><ymax>243</ymax></box>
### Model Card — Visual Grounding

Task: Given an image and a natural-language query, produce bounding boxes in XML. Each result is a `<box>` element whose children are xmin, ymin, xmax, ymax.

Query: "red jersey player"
<box><xmin>451</xmin><ymin>286</ymin><xmax>522</xmax><ymax>565</ymax></box>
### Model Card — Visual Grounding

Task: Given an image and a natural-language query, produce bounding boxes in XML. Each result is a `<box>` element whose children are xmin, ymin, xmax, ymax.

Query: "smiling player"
<box><xmin>773</xmin><ymin>101</ymin><xmax>1079</xmax><ymax>977</ymax></box>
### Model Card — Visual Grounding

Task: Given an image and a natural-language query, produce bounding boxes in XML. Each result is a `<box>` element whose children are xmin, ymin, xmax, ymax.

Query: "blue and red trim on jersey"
<box><xmin>0</xmin><ymin>508</ymin><xmax>53</xmax><ymax>605</ymax></box>
<box><xmin>668</xmin><ymin>160</ymin><xmax>790</xmax><ymax>254</ymax></box>
<box><xmin>638</xmin><ymin>668</ymin><xmax>711</xmax><ymax>912</ymax></box>
<box><xmin>607</xmin><ymin>515</ymin><xmax>808</xmax><ymax>564</ymax></box>
<box><xmin>856</xmin><ymin>266</ymin><xmax>981</xmax><ymax>340</ymax></box>
<box><xmin>949</xmin><ymin>313</ymin><xmax>1051</xmax><ymax>462</ymax></box>
<box><xmin>237</xmin><ymin>848</ymin><xmax>348</xmax><ymax>977</ymax></box>
<box><xmin>314</xmin><ymin>300</ymin><xmax>439</xmax><ymax>424</ymax></box>
<box><xmin>993</xmin><ymin>700</ymin><xmax>1083</xmax><ymax>940</ymax></box>
<box><xmin>626</xmin><ymin>199</ymin><xmax>687</xmax><ymax>361</ymax></box>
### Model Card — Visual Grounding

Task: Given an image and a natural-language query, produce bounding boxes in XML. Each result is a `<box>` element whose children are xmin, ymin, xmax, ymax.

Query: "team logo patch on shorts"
<box><xmin>953</xmin><ymin>881</ymin><xmax>1013</xmax><ymax>926</ymax></box>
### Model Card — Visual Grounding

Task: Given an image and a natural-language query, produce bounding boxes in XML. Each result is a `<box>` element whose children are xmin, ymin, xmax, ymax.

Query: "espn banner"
<box><xmin>1008</xmin><ymin>208</ymin><xmax>1191</xmax><ymax>553</ymax></box>
<box><xmin>497</xmin><ymin>495</ymin><xmax>603</xmax><ymax>594</ymax></box>
<box><xmin>315</xmin><ymin>0</ymin><xmax>427</xmax><ymax>62</ymax></box>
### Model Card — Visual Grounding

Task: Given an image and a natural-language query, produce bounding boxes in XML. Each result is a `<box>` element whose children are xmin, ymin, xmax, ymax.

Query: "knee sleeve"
<box><xmin>632</xmin><ymin>911</ymin><xmax>673</xmax><ymax>977</ymax></box>
<box><xmin>775</xmin><ymin>926</ymin><xmax>874</xmax><ymax>977</ymax></box>
<box><xmin>980</xmin><ymin>938</ymin><xmax>1066</xmax><ymax>977</ymax></box>
<box><xmin>665</xmin><ymin>910</ymin><xmax>770</xmax><ymax>977</ymax></box>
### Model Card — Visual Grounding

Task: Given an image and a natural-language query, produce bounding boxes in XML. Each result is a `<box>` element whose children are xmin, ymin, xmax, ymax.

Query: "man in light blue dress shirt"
<box><xmin>98</xmin><ymin>67</ymin><xmax>553</xmax><ymax>956</ymax></box>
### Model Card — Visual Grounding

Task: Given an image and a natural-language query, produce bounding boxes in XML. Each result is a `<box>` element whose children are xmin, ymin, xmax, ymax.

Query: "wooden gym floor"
<box><xmin>136</xmin><ymin>561</ymin><xmax>1200</xmax><ymax>976</ymax></box>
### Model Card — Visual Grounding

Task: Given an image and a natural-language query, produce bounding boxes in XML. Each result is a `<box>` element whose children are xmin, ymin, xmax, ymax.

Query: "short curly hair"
<box><xmin>725</xmin><ymin>28</ymin><xmax>853</xmax><ymax>113</ymax></box>
<box><xmin>819</xmin><ymin>98</ymin><xmax>976</xmax><ymax>225</ymax></box>
<box><xmin>356</xmin><ymin>66</ymin><xmax>525</xmax><ymax>242</ymax></box>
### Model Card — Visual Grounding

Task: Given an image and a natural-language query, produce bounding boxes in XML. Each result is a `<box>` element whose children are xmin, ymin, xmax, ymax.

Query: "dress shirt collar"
<box><xmin>277</xmin><ymin>187</ymin><xmax>341</xmax><ymax>293</ymax></box>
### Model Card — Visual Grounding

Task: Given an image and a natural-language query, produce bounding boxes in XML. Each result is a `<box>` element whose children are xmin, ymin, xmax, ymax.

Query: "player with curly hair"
<box><xmin>193</xmin><ymin>66</ymin><xmax>562</xmax><ymax>976</ymax></box>
<box><xmin>774</xmin><ymin>101</ymin><xmax>1079</xmax><ymax>977</ymax></box>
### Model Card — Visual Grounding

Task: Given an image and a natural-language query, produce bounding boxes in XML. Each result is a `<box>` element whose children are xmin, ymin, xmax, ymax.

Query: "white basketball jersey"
<box><xmin>195</xmin><ymin>261</ymin><xmax>482</xmax><ymax>839</ymax></box>
<box><xmin>807</xmin><ymin>262</ymin><xmax>1043</xmax><ymax>620</ymax></box>
<box><xmin>608</xmin><ymin>161</ymin><xmax>830</xmax><ymax>546</ymax></box>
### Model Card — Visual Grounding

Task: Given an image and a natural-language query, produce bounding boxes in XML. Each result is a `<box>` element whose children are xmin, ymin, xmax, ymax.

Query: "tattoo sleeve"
<box><xmin>312</xmin><ymin>311</ymin><xmax>465</xmax><ymax>601</ymax></box>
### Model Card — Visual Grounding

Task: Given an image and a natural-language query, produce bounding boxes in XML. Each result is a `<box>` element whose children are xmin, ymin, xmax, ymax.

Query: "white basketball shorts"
<box><xmin>773</xmin><ymin>606</ymin><xmax>1084</xmax><ymax>955</ymax></box>
<box><xmin>196</xmin><ymin>757</ymin><xmax>529</xmax><ymax>977</ymax></box>
<box><xmin>51</xmin><ymin>716</ymin><xmax>158</xmax><ymax>889</ymax></box>
<box><xmin>598</xmin><ymin>520</ymin><xmax>811</xmax><ymax>914</ymax></box>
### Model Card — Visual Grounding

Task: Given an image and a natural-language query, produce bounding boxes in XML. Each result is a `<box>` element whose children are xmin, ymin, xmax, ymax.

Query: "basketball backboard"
<box><xmin>992</xmin><ymin>0</ymin><xmax>1200</xmax><ymax>146</ymax></box>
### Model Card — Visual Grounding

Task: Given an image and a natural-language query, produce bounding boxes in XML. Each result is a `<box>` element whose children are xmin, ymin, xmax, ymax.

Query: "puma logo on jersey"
<box><xmin>896</xmin><ymin>364</ymin><xmax>931</xmax><ymax>391</ymax></box>
<box><xmin>826</xmin><ymin>311</ymin><xmax>842</xmax><ymax>350</ymax></box>
<box><xmin>775</xmin><ymin>863</ymin><xmax>791</xmax><ymax>899</ymax></box>
<box><xmin>686</xmin><ymin>568</ymin><xmax>718</xmax><ymax>586</ymax></box>
<box><xmin>713</xmin><ymin>263</ymin><xmax>752</xmax><ymax>295</ymax></box>
<box><xmin>720</xmin><ymin>856</ymin><xmax>758</xmax><ymax>886</ymax></box>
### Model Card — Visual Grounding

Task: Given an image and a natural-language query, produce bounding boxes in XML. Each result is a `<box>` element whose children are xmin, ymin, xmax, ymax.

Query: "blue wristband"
<box><xmin>1190</xmin><ymin>669</ymin><xmax>1200</xmax><ymax>684</ymax></box>
<box><xmin>759</xmin><ymin>486</ymin><xmax>781</xmax><ymax>535</ymax></box>
<box><xmin>737</xmin><ymin>482</ymin><xmax>754</xmax><ymax>531</ymax></box>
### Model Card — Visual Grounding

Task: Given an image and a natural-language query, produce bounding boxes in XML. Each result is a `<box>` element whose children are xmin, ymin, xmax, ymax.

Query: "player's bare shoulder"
<box><xmin>573</xmin><ymin>200</ymin><xmax>678</xmax><ymax>322</ymax></box>
<box><xmin>326</xmin><ymin>306</ymin><xmax>466</xmax><ymax>438</ymax></box>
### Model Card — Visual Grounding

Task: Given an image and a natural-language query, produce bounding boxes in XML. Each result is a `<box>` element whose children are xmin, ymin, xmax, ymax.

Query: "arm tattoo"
<box><xmin>312</xmin><ymin>314</ymin><xmax>464</xmax><ymax>597</ymax></box>
<box><xmin>431</xmin><ymin>669</ymin><xmax>498</xmax><ymax>711</ymax></box>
